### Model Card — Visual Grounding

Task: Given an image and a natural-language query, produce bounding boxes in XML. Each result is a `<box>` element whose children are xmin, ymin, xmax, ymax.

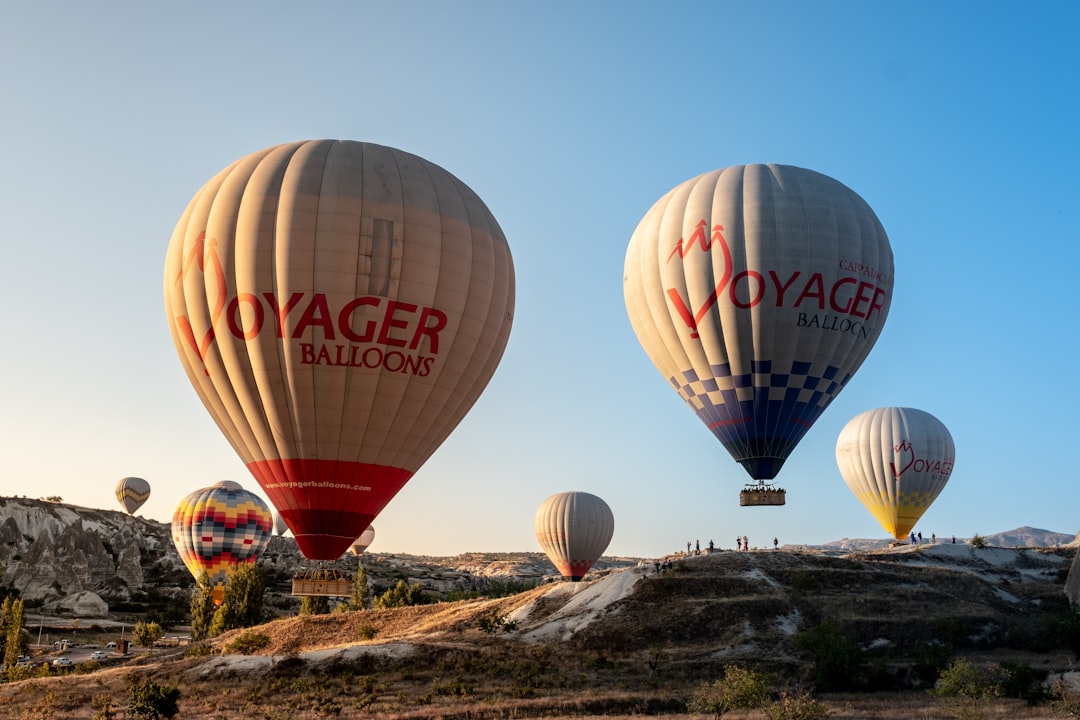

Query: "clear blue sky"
<box><xmin>1</xmin><ymin>2</ymin><xmax>1076</xmax><ymax>557</ymax></box>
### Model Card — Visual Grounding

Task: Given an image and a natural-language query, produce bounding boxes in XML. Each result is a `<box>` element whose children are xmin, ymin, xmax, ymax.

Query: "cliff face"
<box><xmin>0</xmin><ymin>497</ymin><xmax>186</xmax><ymax>614</ymax></box>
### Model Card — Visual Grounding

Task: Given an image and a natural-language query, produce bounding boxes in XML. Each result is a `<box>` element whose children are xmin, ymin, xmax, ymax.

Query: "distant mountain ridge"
<box><xmin>815</xmin><ymin>526</ymin><xmax>1075</xmax><ymax>552</ymax></box>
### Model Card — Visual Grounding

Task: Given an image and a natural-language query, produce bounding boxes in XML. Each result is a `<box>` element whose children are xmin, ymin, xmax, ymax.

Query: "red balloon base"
<box><xmin>246</xmin><ymin>458</ymin><xmax>413</xmax><ymax>561</ymax></box>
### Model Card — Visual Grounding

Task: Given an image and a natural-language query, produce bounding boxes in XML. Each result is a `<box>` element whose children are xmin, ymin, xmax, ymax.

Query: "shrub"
<box><xmin>477</xmin><ymin>607</ymin><xmax>518</xmax><ymax>634</ymax></box>
<box><xmin>356</xmin><ymin>622</ymin><xmax>379</xmax><ymax>640</ymax></box>
<box><xmin>932</xmin><ymin>658</ymin><xmax>1003</xmax><ymax>720</ymax></box>
<box><xmin>225</xmin><ymin>630</ymin><xmax>271</xmax><ymax>654</ymax></box>
<box><xmin>969</xmin><ymin>533</ymin><xmax>987</xmax><ymax>548</ymax></box>
<box><xmin>687</xmin><ymin>664</ymin><xmax>768</xmax><ymax>719</ymax></box>
<box><xmin>794</xmin><ymin>619</ymin><xmax>866</xmax><ymax>692</ymax></box>
<box><xmin>761</xmin><ymin>691</ymin><xmax>831</xmax><ymax>720</ymax></box>
<box><xmin>127</xmin><ymin>675</ymin><xmax>181</xmax><ymax>719</ymax></box>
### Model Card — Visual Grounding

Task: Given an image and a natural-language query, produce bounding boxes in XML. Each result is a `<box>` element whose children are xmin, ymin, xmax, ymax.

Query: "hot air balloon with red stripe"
<box><xmin>535</xmin><ymin>492</ymin><xmax>614</xmax><ymax>581</ymax></box>
<box><xmin>164</xmin><ymin>140</ymin><xmax>515</xmax><ymax>560</ymax></box>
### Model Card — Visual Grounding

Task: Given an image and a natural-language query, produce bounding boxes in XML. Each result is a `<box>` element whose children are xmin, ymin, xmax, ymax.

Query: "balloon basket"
<box><xmin>291</xmin><ymin>565</ymin><xmax>354</xmax><ymax>597</ymax></box>
<box><xmin>739</xmin><ymin>481</ymin><xmax>786</xmax><ymax>507</ymax></box>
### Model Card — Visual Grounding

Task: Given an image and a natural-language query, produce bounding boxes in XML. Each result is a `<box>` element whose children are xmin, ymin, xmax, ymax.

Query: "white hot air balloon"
<box><xmin>534</xmin><ymin>491</ymin><xmax>614</xmax><ymax>581</ymax></box>
<box><xmin>624</xmin><ymin>165</ymin><xmax>893</xmax><ymax>495</ymax></box>
<box><xmin>164</xmin><ymin>140</ymin><xmax>515</xmax><ymax>560</ymax></box>
<box><xmin>349</xmin><ymin>525</ymin><xmax>375</xmax><ymax>556</ymax></box>
<box><xmin>273</xmin><ymin>511</ymin><xmax>289</xmax><ymax>537</ymax></box>
<box><xmin>835</xmin><ymin>407</ymin><xmax>955</xmax><ymax>540</ymax></box>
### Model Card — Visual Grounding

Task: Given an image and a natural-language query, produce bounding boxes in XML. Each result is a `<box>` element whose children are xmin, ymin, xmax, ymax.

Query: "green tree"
<box><xmin>688</xmin><ymin>664</ymin><xmax>768</xmax><ymax>719</ymax></box>
<box><xmin>189</xmin><ymin>573</ymin><xmax>216</xmax><ymax>641</ymax></box>
<box><xmin>350</xmin><ymin>565</ymin><xmax>370</xmax><ymax>610</ymax></box>
<box><xmin>219</xmin><ymin>563</ymin><xmax>266</xmax><ymax>629</ymax></box>
<box><xmin>133</xmin><ymin>620</ymin><xmax>164</xmax><ymax>651</ymax></box>
<box><xmin>299</xmin><ymin>595</ymin><xmax>330</xmax><ymax>615</ymax></box>
<box><xmin>2</xmin><ymin>596</ymin><xmax>27</xmax><ymax>671</ymax></box>
<box><xmin>373</xmin><ymin>580</ymin><xmax>434</xmax><ymax>609</ymax></box>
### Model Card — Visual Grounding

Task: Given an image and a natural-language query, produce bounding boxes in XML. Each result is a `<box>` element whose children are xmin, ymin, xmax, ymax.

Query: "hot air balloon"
<box><xmin>164</xmin><ymin>140</ymin><xmax>515</xmax><ymax>560</ymax></box>
<box><xmin>170</xmin><ymin>480</ymin><xmax>273</xmax><ymax>603</ymax></box>
<box><xmin>349</xmin><ymin>525</ymin><xmax>375</xmax><ymax>556</ymax></box>
<box><xmin>115</xmin><ymin>476</ymin><xmax>150</xmax><ymax>515</ymax></box>
<box><xmin>624</xmin><ymin>165</ymin><xmax>893</xmax><ymax>497</ymax></box>
<box><xmin>836</xmin><ymin>407</ymin><xmax>955</xmax><ymax>540</ymax></box>
<box><xmin>535</xmin><ymin>492</ymin><xmax>614</xmax><ymax>581</ymax></box>
<box><xmin>273</xmin><ymin>511</ymin><xmax>289</xmax><ymax>537</ymax></box>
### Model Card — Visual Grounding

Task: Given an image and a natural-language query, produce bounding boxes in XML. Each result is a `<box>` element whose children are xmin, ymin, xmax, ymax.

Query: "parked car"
<box><xmin>52</xmin><ymin>657</ymin><xmax>73</xmax><ymax>667</ymax></box>
<box><xmin>90</xmin><ymin>651</ymin><xmax>108</xmax><ymax>661</ymax></box>
<box><xmin>105</xmin><ymin>642</ymin><xmax>116</xmax><ymax>649</ymax></box>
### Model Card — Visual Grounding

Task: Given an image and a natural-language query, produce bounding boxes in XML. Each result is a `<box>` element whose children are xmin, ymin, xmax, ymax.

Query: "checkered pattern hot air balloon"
<box><xmin>171</xmin><ymin>481</ymin><xmax>273</xmax><ymax>603</ymax></box>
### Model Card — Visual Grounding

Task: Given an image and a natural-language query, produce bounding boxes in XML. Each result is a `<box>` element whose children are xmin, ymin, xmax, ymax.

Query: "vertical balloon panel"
<box><xmin>166</xmin><ymin>140</ymin><xmax>514</xmax><ymax>560</ymax></box>
<box><xmin>625</xmin><ymin>165</ymin><xmax>893</xmax><ymax>483</ymax></box>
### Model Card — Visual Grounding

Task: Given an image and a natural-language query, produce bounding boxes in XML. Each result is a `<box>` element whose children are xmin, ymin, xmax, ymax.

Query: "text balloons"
<box><xmin>534</xmin><ymin>491</ymin><xmax>614</xmax><ymax>581</ymax></box>
<box><xmin>171</xmin><ymin>480</ymin><xmax>273</xmax><ymax>603</ymax></box>
<box><xmin>624</xmin><ymin>164</ymin><xmax>893</xmax><ymax>483</ymax></box>
<box><xmin>164</xmin><ymin>140</ymin><xmax>515</xmax><ymax>560</ymax></box>
<box><xmin>349</xmin><ymin>525</ymin><xmax>375</xmax><ymax>556</ymax></box>
<box><xmin>836</xmin><ymin>407</ymin><xmax>955</xmax><ymax>540</ymax></box>
<box><xmin>115</xmin><ymin>476</ymin><xmax>150</xmax><ymax>514</ymax></box>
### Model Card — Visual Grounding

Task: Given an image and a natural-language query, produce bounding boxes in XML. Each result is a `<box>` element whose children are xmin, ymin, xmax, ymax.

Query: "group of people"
<box><xmin>735</xmin><ymin>535</ymin><xmax>780</xmax><ymax>551</ymax></box>
<box><xmin>908</xmin><ymin>531</ymin><xmax>957</xmax><ymax>545</ymax></box>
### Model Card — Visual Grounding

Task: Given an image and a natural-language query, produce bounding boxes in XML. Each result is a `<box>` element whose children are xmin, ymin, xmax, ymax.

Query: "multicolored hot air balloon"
<box><xmin>115</xmin><ymin>476</ymin><xmax>150</xmax><ymax>515</ymax></box>
<box><xmin>170</xmin><ymin>480</ymin><xmax>273</xmax><ymax>603</ymax></box>
<box><xmin>164</xmin><ymin>140</ymin><xmax>515</xmax><ymax>560</ymax></box>
<box><xmin>624</xmin><ymin>164</ymin><xmax>893</xmax><ymax>488</ymax></box>
<box><xmin>349</xmin><ymin>525</ymin><xmax>375</xmax><ymax>556</ymax></box>
<box><xmin>535</xmin><ymin>492</ymin><xmax>614</xmax><ymax>581</ymax></box>
<box><xmin>836</xmin><ymin>407</ymin><xmax>955</xmax><ymax>540</ymax></box>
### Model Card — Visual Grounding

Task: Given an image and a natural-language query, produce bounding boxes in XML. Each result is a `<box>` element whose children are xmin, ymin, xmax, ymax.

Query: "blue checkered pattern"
<box><xmin>671</xmin><ymin>359</ymin><xmax>852</xmax><ymax>479</ymax></box>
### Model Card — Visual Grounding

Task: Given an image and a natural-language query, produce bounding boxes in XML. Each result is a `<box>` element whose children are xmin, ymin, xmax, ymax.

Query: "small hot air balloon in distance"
<box><xmin>115</xmin><ymin>476</ymin><xmax>150</xmax><ymax>515</ymax></box>
<box><xmin>624</xmin><ymin>165</ymin><xmax>893</xmax><ymax>498</ymax></box>
<box><xmin>171</xmin><ymin>481</ymin><xmax>273</xmax><ymax>603</ymax></box>
<box><xmin>349</xmin><ymin>525</ymin><xmax>375</xmax><ymax>556</ymax></box>
<box><xmin>273</xmin><ymin>511</ymin><xmax>289</xmax><ymax>537</ymax></box>
<box><xmin>535</xmin><ymin>492</ymin><xmax>614</xmax><ymax>581</ymax></box>
<box><xmin>835</xmin><ymin>407</ymin><xmax>955</xmax><ymax>540</ymax></box>
<box><xmin>164</xmin><ymin>140</ymin><xmax>515</xmax><ymax>561</ymax></box>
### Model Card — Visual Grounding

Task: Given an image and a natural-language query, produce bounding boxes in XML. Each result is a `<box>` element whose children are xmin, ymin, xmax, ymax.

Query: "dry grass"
<box><xmin>2</xmin><ymin>547</ymin><xmax>1076</xmax><ymax>719</ymax></box>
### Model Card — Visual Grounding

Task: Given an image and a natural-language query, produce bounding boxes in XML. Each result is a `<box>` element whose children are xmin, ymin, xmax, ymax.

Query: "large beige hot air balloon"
<box><xmin>624</xmin><ymin>164</ymin><xmax>893</xmax><ymax>493</ymax></box>
<box><xmin>115</xmin><ymin>476</ymin><xmax>151</xmax><ymax>514</ymax></box>
<box><xmin>534</xmin><ymin>491</ymin><xmax>614</xmax><ymax>581</ymax></box>
<box><xmin>835</xmin><ymin>407</ymin><xmax>955</xmax><ymax>540</ymax></box>
<box><xmin>164</xmin><ymin>140</ymin><xmax>515</xmax><ymax>560</ymax></box>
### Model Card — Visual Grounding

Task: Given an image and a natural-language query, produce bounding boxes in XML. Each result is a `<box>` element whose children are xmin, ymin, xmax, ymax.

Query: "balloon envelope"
<box><xmin>835</xmin><ymin>407</ymin><xmax>955</xmax><ymax>539</ymax></box>
<box><xmin>164</xmin><ymin>140</ymin><xmax>515</xmax><ymax>560</ymax></box>
<box><xmin>170</xmin><ymin>480</ymin><xmax>273</xmax><ymax>603</ymax></box>
<box><xmin>349</xmin><ymin>525</ymin><xmax>375</xmax><ymax>555</ymax></box>
<box><xmin>624</xmin><ymin>164</ymin><xmax>893</xmax><ymax>482</ymax></box>
<box><xmin>534</xmin><ymin>491</ymin><xmax>614</xmax><ymax>581</ymax></box>
<box><xmin>273</xmin><ymin>511</ymin><xmax>289</xmax><ymax>537</ymax></box>
<box><xmin>115</xmin><ymin>476</ymin><xmax>150</xmax><ymax>514</ymax></box>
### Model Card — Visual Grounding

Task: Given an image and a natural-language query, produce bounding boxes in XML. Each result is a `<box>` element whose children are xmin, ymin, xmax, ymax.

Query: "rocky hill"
<box><xmin>0</xmin><ymin>497</ymin><xmax>638</xmax><ymax>617</ymax></box>
<box><xmin>1</xmin><ymin>539</ymin><xmax>1077</xmax><ymax>719</ymax></box>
